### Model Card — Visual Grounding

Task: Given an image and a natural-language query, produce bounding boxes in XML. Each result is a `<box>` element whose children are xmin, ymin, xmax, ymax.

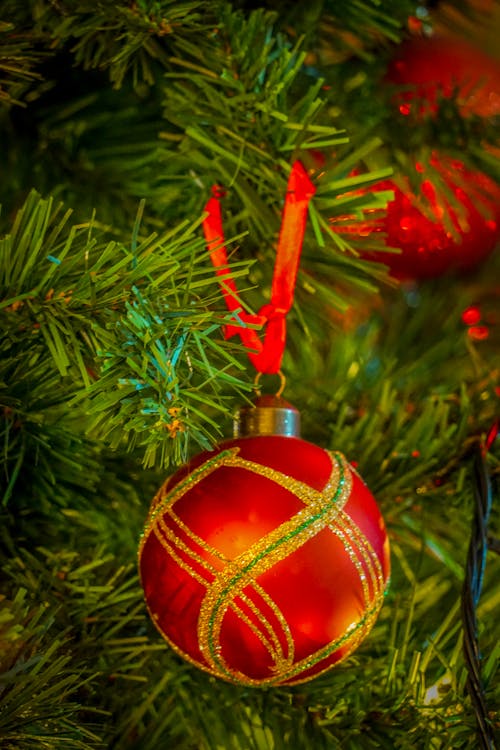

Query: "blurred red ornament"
<box><xmin>139</xmin><ymin>397</ymin><xmax>390</xmax><ymax>686</ymax></box>
<box><xmin>387</xmin><ymin>35</ymin><xmax>500</xmax><ymax>118</ymax></box>
<box><xmin>461</xmin><ymin>306</ymin><xmax>482</xmax><ymax>326</ymax></box>
<box><xmin>468</xmin><ymin>325</ymin><xmax>490</xmax><ymax>340</ymax></box>
<box><xmin>355</xmin><ymin>154</ymin><xmax>500</xmax><ymax>280</ymax></box>
<box><xmin>348</xmin><ymin>33</ymin><xmax>500</xmax><ymax>280</ymax></box>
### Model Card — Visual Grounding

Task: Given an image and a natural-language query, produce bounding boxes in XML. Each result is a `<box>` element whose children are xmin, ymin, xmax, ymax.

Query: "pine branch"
<box><xmin>1</xmin><ymin>190</ymin><xmax>255</xmax><ymax>474</ymax></box>
<box><xmin>0</xmin><ymin>82</ymin><xmax>170</xmax><ymax>227</ymax></box>
<box><xmin>1</xmin><ymin>5</ymin><xmax>499</xmax><ymax>749</ymax></box>
<box><xmin>0</xmin><ymin>589</ymin><xmax>102</xmax><ymax>750</ymax></box>
<box><xmin>19</xmin><ymin>0</ymin><xmax>208</xmax><ymax>91</ymax></box>
<box><xmin>0</xmin><ymin>18</ymin><xmax>46</xmax><ymax>108</ymax></box>
<box><xmin>233</xmin><ymin>0</ymin><xmax>416</xmax><ymax>60</ymax></box>
<box><xmin>78</xmin><ymin>282</ymin><xmax>253</xmax><ymax>467</ymax></box>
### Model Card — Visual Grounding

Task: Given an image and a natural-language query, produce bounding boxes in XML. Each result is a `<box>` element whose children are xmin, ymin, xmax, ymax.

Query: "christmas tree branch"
<box><xmin>0</xmin><ymin>17</ymin><xmax>46</xmax><ymax>108</ymax></box>
<box><xmin>1</xmin><ymin>4</ymin><xmax>499</xmax><ymax>747</ymax></box>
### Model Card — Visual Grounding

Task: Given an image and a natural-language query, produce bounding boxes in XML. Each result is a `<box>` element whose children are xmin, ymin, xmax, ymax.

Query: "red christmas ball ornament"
<box><xmin>387</xmin><ymin>34</ymin><xmax>500</xmax><ymax>119</ymax></box>
<box><xmin>368</xmin><ymin>154</ymin><xmax>500</xmax><ymax>280</ymax></box>
<box><xmin>139</xmin><ymin>396</ymin><xmax>390</xmax><ymax>687</ymax></box>
<box><xmin>354</xmin><ymin>33</ymin><xmax>500</xmax><ymax>280</ymax></box>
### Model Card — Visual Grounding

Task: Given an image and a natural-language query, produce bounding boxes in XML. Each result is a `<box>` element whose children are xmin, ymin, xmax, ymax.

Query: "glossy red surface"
<box><xmin>387</xmin><ymin>36</ymin><xmax>500</xmax><ymax>119</ymax></box>
<box><xmin>345</xmin><ymin>154</ymin><xmax>500</xmax><ymax>280</ymax></box>
<box><xmin>140</xmin><ymin>436</ymin><xmax>390</xmax><ymax>685</ymax></box>
<box><xmin>363</xmin><ymin>36</ymin><xmax>500</xmax><ymax>280</ymax></box>
<box><xmin>378</xmin><ymin>160</ymin><xmax>500</xmax><ymax>279</ymax></box>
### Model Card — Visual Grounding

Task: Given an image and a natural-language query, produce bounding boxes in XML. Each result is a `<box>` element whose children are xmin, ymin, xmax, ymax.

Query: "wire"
<box><xmin>461</xmin><ymin>432</ymin><xmax>497</xmax><ymax>750</ymax></box>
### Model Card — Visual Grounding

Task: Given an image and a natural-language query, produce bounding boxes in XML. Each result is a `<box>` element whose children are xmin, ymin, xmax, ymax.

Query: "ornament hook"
<box><xmin>254</xmin><ymin>370</ymin><xmax>286</xmax><ymax>398</ymax></box>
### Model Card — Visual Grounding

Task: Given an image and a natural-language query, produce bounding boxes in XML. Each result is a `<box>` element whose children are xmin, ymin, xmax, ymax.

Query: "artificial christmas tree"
<box><xmin>1</xmin><ymin>2</ymin><xmax>499</xmax><ymax>749</ymax></box>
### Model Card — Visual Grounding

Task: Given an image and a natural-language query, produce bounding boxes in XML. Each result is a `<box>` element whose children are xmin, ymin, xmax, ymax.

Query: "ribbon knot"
<box><xmin>211</xmin><ymin>185</ymin><xmax>226</xmax><ymax>200</ymax></box>
<box><xmin>203</xmin><ymin>161</ymin><xmax>316</xmax><ymax>374</ymax></box>
<box><xmin>258</xmin><ymin>303</ymin><xmax>286</xmax><ymax>321</ymax></box>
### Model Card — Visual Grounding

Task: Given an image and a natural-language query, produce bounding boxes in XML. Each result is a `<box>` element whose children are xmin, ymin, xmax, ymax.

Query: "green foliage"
<box><xmin>0</xmin><ymin>190</ymin><xmax>254</xmax><ymax>480</ymax></box>
<box><xmin>2</xmin><ymin>0</ymin><xmax>206</xmax><ymax>90</ymax></box>
<box><xmin>0</xmin><ymin>588</ymin><xmax>102</xmax><ymax>749</ymax></box>
<box><xmin>0</xmin><ymin>17</ymin><xmax>45</xmax><ymax>108</ymax></box>
<box><xmin>232</xmin><ymin>0</ymin><xmax>415</xmax><ymax>60</ymax></box>
<box><xmin>0</xmin><ymin>2</ymin><xmax>396</xmax><ymax>321</ymax></box>
<box><xmin>1</xmin><ymin>1</ymin><xmax>500</xmax><ymax>749</ymax></box>
<box><xmin>80</xmin><ymin>279</ymin><xmax>252</xmax><ymax>467</ymax></box>
<box><xmin>158</xmin><ymin>5</ymin><xmax>396</xmax><ymax>319</ymax></box>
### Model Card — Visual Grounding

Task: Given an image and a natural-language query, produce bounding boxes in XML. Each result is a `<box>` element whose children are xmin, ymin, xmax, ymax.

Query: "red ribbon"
<box><xmin>484</xmin><ymin>419</ymin><xmax>499</xmax><ymax>454</ymax></box>
<box><xmin>202</xmin><ymin>161</ymin><xmax>316</xmax><ymax>374</ymax></box>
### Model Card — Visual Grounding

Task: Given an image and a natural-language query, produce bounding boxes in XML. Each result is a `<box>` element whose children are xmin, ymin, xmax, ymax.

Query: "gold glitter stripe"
<box><xmin>266</xmin><ymin>519</ymin><xmax>387</xmax><ymax>686</ymax></box>
<box><xmin>262</xmin><ymin>578</ymin><xmax>387</xmax><ymax>686</ymax></box>
<box><xmin>152</xmin><ymin>514</ymin><xmax>292</xmax><ymax>670</ymax></box>
<box><xmin>232</xmin><ymin>591</ymin><xmax>294</xmax><ymax>671</ymax></box>
<box><xmin>198</xmin><ymin>451</ymin><xmax>351</xmax><ymax>680</ymax></box>
<box><xmin>151</xmin><ymin>527</ymin><xmax>285</xmax><ymax>676</ymax></box>
<box><xmin>261</xmin><ymin>505</ymin><xmax>386</xmax><ymax>685</ymax></box>
<box><xmin>160</xmin><ymin>507</ymin><xmax>295</xmax><ymax>667</ymax></box>
<box><xmin>143</xmin><ymin>449</ymin><xmax>240</xmax><ymax>531</ymax></box>
<box><xmin>341</xmin><ymin>508</ymin><xmax>384</xmax><ymax>592</ymax></box>
<box><xmin>154</xmin><ymin>518</ymin><xmax>293</xmax><ymax>662</ymax></box>
<box><xmin>277</xmin><ymin>593</ymin><xmax>385</xmax><ymax>686</ymax></box>
<box><xmin>329</xmin><ymin>509</ymin><xmax>384</xmax><ymax>608</ymax></box>
<box><xmin>155</xmin><ymin>515</ymin><xmax>214</xmax><ymax>583</ymax></box>
<box><xmin>193</xmin><ymin>586</ymin><xmax>386</xmax><ymax>688</ymax></box>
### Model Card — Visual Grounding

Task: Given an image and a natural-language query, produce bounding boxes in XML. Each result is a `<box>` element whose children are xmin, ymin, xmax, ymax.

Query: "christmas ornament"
<box><xmin>349</xmin><ymin>153</ymin><xmax>500</xmax><ymax>280</ymax></box>
<box><xmin>353</xmin><ymin>34</ymin><xmax>500</xmax><ymax>280</ymax></box>
<box><xmin>387</xmin><ymin>34</ymin><xmax>500</xmax><ymax>119</ymax></box>
<box><xmin>139</xmin><ymin>161</ymin><xmax>391</xmax><ymax>685</ymax></box>
<box><xmin>139</xmin><ymin>394</ymin><xmax>391</xmax><ymax>686</ymax></box>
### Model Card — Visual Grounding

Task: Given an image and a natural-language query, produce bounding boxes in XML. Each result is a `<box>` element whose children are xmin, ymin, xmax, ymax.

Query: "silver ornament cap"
<box><xmin>234</xmin><ymin>394</ymin><xmax>301</xmax><ymax>438</ymax></box>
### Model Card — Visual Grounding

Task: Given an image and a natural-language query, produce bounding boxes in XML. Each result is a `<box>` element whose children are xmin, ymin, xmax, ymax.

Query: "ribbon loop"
<box><xmin>203</xmin><ymin>161</ymin><xmax>315</xmax><ymax>374</ymax></box>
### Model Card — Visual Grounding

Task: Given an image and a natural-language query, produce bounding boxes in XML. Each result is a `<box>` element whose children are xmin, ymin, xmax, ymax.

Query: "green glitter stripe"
<box><xmin>154</xmin><ymin>514</ymin><xmax>292</xmax><ymax>665</ymax></box>
<box><xmin>154</xmin><ymin>522</ymin><xmax>286</xmax><ymax>665</ymax></box>
<box><xmin>163</xmin><ymin>508</ymin><xmax>295</xmax><ymax>662</ymax></box>
<box><xmin>206</xmin><ymin>451</ymin><xmax>347</xmax><ymax>678</ymax></box>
